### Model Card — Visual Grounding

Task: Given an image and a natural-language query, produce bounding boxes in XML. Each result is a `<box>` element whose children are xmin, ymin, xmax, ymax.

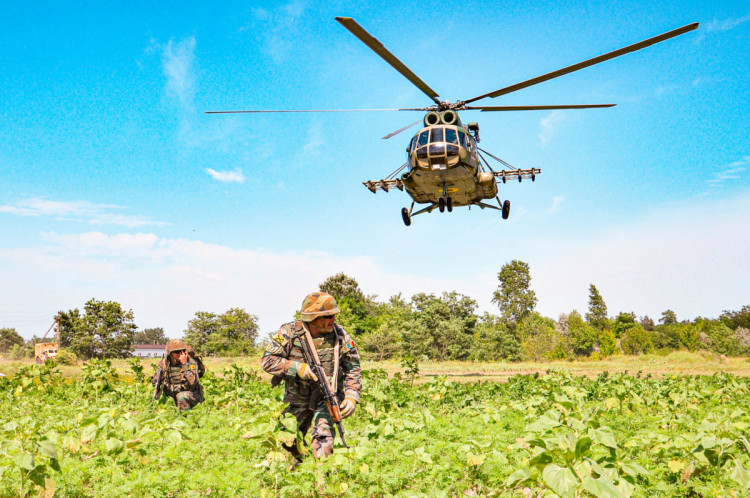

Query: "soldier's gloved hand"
<box><xmin>296</xmin><ymin>362</ymin><xmax>318</xmax><ymax>382</ymax></box>
<box><xmin>340</xmin><ymin>398</ymin><xmax>357</xmax><ymax>418</ymax></box>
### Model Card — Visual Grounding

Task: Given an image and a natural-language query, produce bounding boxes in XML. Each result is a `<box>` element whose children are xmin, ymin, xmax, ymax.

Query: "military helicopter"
<box><xmin>208</xmin><ymin>18</ymin><xmax>698</xmax><ymax>226</ymax></box>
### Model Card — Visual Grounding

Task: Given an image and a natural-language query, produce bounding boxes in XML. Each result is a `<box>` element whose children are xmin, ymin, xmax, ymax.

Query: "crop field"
<box><xmin>2</xmin><ymin>355</ymin><xmax>750</xmax><ymax>497</ymax></box>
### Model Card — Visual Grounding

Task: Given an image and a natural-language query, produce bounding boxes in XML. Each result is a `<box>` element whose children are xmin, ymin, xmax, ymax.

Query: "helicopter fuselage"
<box><xmin>402</xmin><ymin>122</ymin><xmax>498</xmax><ymax>207</ymax></box>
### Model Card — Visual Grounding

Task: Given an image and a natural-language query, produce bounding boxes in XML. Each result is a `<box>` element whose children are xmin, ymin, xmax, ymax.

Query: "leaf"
<box><xmin>339</xmin><ymin>483</ymin><xmax>349</xmax><ymax>494</ymax></box>
<box><xmin>575</xmin><ymin>436</ymin><xmax>593</xmax><ymax>459</ymax></box>
<box><xmin>581</xmin><ymin>476</ymin><xmax>624</xmax><ymax>498</ymax></box>
<box><xmin>14</xmin><ymin>451</ymin><xmax>35</xmax><ymax>471</ymax></box>
<box><xmin>37</xmin><ymin>440</ymin><xmax>58</xmax><ymax>460</ymax></box>
<box><xmin>729</xmin><ymin>461</ymin><xmax>750</xmax><ymax>490</ymax></box>
<box><xmin>667</xmin><ymin>459</ymin><xmax>686</xmax><ymax>473</ymax></box>
<box><xmin>105</xmin><ymin>438</ymin><xmax>124</xmax><ymax>455</ymax></box>
<box><xmin>620</xmin><ymin>462</ymin><xmax>649</xmax><ymax>478</ymax></box>
<box><xmin>360</xmin><ymin>463</ymin><xmax>369</xmax><ymax>475</ymax></box>
<box><xmin>467</xmin><ymin>453</ymin><xmax>485</xmax><ymax>466</ymax></box>
<box><xmin>165</xmin><ymin>430</ymin><xmax>183</xmax><ymax>446</ymax></box>
<box><xmin>505</xmin><ymin>468</ymin><xmax>532</xmax><ymax>487</ymax></box>
<box><xmin>542</xmin><ymin>464</ymin><xmax>579</xmax><ymax>498</ymax></box>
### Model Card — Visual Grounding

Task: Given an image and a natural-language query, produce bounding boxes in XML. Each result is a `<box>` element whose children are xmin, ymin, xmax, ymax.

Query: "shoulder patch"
<box><xmin>189</xmin><ymin>364</ymin><xmax>196</xmax><ymax>370</ymax></box>
<box><xmin>272</xmin><ymin>332</ymin><xmax>288</xmax><ymax>347</ymax></box>
<box><xmin>346</xmin><ymin>340</ymin><xmax>355</xmax><ymax>350</ymax></box>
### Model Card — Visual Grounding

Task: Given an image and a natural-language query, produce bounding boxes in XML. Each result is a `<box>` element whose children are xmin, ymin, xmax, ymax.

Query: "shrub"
<box><xmin>55</xmin><ymin>349</ymin><xmax>78</xmax><ymax>365</ymax></box>
<box><xmin>620</xmin><ymin>324</ymin><xmax>654</xmax><ymax>355</ymax></box>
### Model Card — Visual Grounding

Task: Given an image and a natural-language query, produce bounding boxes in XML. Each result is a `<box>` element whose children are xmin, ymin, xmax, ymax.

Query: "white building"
<box><xmin>132</xmin><ymin>344</ymin><xmax>166</xmax><ymax>358</ymax></box>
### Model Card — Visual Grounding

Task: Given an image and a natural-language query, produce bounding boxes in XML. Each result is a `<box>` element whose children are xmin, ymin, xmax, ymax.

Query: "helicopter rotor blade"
<box><xmin>465</xmin><ymin>104</ymin><xmax>616</xmax><ymax>111</ymax></box>
<box><xmin>382</xmin><ymin>119</ymin><xmax>424</xmax><ymax>139</ymax></box>
<box><xmin>336</xmin><ymin>17</ymin><xmax>442</xmax><ymax>106</ymax></box>
<box><xmin>206</xmin><ymin>108</ymin><xmax>410</xmax><ymax>114</ymax></box>
<box><xmin>462</xmin><ymin>22</ymin><xmax>699</xmax><ymax>104</ymax></box>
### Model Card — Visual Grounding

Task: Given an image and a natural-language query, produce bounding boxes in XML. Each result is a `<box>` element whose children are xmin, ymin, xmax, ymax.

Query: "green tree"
<box><xmin>492</xmin><ymin>260</ymin><xmax>537</xmax><ymax>327</ymax></box>
<box><xmin>585</xmin><ymin>284</ymin><xmax>609</xmax><ymax>331</ymax></box>
<box><xmin>0</xmin><ymin>328</ymin><xmax>25</xmax><ymax>353</ymax></box>
<box><xmin>182</xmin><ymin>311</ymin><xmax>217</xmax><ymax>352</ymax></box>
<box><xmin>652</xmin><ymin>323</ymin><xmax>684</xmax><ymax>351</ymax></box>
<box><xmin>613</xmin><ymin>312</ymin><xmax>637</xmax><ymax>338</ymax></box>
<box><xmin>402</xmin><ymin>292</ymin><xmax>477</xmax><ymax>361</ymax></box>
<box><xmin>515</xmin><ymin>312</ymin><xmax>556</xmax><ymax>362</ymax></box>
<box><xmin>58</xmin><ymin>299</ymin><xmax>137</xmax><ymax>359</ymax></box>
<box><xmin>359</xmin><ymin>294</ymin><xmax>410</xmax><ymax>360</ymax></box>
<box><xmin>639</xmin><ymin>315</ymin><xmax>655</xmax><ymax>331</ymax></box>
<box><xmin>720</xmin><ymin>305</ymin><xmax>750</xmax><ymax>331</ymax></box>
<box><xmin>659</xmin><ymin>309</ymin><xmax>678</xmax><ymax>325</ymax></box>
<box><xmin>134</xmin><ymin>327</ymin><xmax>167</xmax><ymax>344</ymax></box>
<box><xmin>567</xmin><ymin>311</ymin><xmax>598</xmax><ymax>357</ymax></box>
<box><xmin>695</xmin><ymin>318</ymin><xmax>746</xmax><ymax>356</ymax></box>
<box><xmin>183</xmin><ymin>309</ymin><xmax>258</xmax><ymax>356</ymax></box>
<box><xmin>620</xmin><ymin>323</ymin><xmax>653</xmax><ymax>355</ymax></box>
<box><xmin>598</xmin><ymin>329</ymin><xmax>617</xmax><ymax>357</ymax></box>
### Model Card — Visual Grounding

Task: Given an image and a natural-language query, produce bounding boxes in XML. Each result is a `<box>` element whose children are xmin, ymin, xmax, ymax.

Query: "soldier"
<box><xmin>153</xmin><ymin>339</ymin><xmax>205</xmax><ymax>412</ymax></box>
<box><xmin>261</xmin><ymin>292</ymin><xmax>362</xmax><ymax>459</ymax></box>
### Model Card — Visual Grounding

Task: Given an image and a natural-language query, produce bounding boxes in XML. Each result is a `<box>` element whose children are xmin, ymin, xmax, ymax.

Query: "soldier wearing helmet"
<box><xmin>261</xmin><ymin>292</ymin><xmax>362</xmax><ymax>460</ymax></box>
<box><xmin>152</xmin><ymin>338</ymin><xmax>205</xmax><ymax>412</ymax></box>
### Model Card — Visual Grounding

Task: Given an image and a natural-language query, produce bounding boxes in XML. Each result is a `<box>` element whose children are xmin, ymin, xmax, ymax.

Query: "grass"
<box><xmin>2</xmin><ymin>350</ymin><xmax>749</xmax><ymax>382</ymax></box>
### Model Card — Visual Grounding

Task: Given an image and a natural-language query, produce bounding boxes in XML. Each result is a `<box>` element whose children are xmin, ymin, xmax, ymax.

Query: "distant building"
<box><xmin>132</xmin><ymin>344</ymin><xmax>166</xmax><ymax>358</ymax></box>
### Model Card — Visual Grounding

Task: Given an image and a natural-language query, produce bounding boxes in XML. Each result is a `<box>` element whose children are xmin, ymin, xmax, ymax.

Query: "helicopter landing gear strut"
<box><xmin>438</xmin><ymin>184</ymin><xmax>453</xmax><ymax>213</ymax></box>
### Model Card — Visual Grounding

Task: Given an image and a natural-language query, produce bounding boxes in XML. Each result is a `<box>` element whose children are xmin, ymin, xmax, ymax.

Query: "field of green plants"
<box><xmin>2</xmin><ymin>358</ymin><xmax>750</xmax><ymax>497</ymax></box>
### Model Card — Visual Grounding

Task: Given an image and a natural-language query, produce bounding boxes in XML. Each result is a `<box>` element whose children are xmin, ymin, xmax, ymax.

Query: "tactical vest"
<box><xmin>166</xmin><ymin>358</ymin><xmax>196</xmax><ymax>392</ymax></box>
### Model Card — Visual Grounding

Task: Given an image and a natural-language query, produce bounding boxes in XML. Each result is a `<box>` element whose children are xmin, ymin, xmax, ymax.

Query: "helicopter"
<box><xmin>208</xmin><ymin>17</ymin><xmax>699</xmax><ymax>226</ymax></box>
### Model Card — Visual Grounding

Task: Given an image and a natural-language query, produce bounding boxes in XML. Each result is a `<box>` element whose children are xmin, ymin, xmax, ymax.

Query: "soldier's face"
<box><xmin>313</xmin><ymin>314</ymin><xmax>336</xmax><ymax>333</ymax></box>
<box><xmin>171</xmin><ymin>350</ymin><xmax>188</xmax><ymax>364</ymax></box>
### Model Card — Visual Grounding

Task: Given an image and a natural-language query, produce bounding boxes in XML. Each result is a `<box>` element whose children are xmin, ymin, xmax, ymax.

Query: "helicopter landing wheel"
<box><xmin>401</xmin><ymin>207</ymin><xmax>412</xmax><ymax>226</ymax></box>
<box><xmin>438</xmin><ymin>197</ymin><xmax>446</xmax><ymax>213</ymax></box>
<box><xmin>446</xmin><ymin>196</ymin><xmax>453</xmax><ymax>212</ymax></box>
<box><xmin>502</xmin><ymin>200</ymin><xmax>510</xmax><ymax>220</ymax></box>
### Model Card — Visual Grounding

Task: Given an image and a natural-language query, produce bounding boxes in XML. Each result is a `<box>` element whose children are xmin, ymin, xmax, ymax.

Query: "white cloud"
<box><xmin>205</xmin><ymin>168</ymin><xmax>246</xmax><ymax>183</ymax></box>
<box><xmin>3</xmin><ymin>192</ymin><xmax>749</xmax><ymax>341</ymax></box>
<box><xmin>547</xmin><ymin>195</ymin><xmax>565</xmax><ymax>214</ymax></box>
<box><xmin>704</xmin><ymin>14</ymin><xmax>750</xmax><ymax>34</ymax></box>
<box><xmin>538</xmin><ymin>110</ymin><xmax>566</xmax><ymax>146</ymax></box>
<box><xmin>707</xmin><ymin>156</ymin><xmax>749</xmax><ymax>189</ymax></box>
<box><xmin>162</xmin><ymin>37</ymin><xmax>196</xmax><ymax>112</ymax></box>
<box><xmin>0</xmin><ymin>198</ymin><xmax>167</xmax><ymax>227</ymax></box>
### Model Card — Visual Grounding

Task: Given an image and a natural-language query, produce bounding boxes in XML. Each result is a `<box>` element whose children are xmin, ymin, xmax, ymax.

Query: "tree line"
<box><xmin>1</xmin><ymin>260</ymin><xmax>749</xmax><ymax>361</ymax></box>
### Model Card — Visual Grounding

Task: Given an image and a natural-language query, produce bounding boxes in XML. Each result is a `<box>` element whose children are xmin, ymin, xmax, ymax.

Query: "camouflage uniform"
<box><xmin>261</xmin><ymin>320</ymin><xmax>362</xmax><ymax>458</ymax></box>
<box><xmin>158</xmin><ymin>356</ymin><xmax>204</xmax><ymax>412</ymax></box>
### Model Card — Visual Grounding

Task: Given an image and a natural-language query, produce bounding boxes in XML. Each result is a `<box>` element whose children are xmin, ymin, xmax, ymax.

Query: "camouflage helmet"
<box><xmin>300</xmin><ymin>292</ymin><xmax>340</xmax><ymax>322</ymax></box>
<box><xmin>165</xmin><ymin>339</ymin><xmax>187</xmax><ymax>354</ymax></box>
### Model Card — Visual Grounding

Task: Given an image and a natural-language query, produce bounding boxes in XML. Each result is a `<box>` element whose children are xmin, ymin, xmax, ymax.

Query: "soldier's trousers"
<box><xmin>168</xmin><ymin>389</ymin><xmax>204</xmax><ymax>412</ymax></box>
<box><xmin>282</xmin><ymin>402</ymin><xmax>335</xmax><ymax>458</ymax></box>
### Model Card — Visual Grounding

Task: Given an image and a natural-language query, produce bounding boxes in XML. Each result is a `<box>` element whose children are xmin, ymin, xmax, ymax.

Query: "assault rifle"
<box><xmin>298</xmin><ymin>329</ymin><xmax>348</xmax><ymax>448</ymax></box>
<box><xmin>152</xmin><ymin>355</ymin><xmax>165</xmax><ymax>401</ymax></box>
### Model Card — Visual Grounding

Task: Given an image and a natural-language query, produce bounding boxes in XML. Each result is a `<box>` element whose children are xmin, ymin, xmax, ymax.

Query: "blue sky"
<box><xmin>1</xmin><ymin>0</ymin><xmax>748</xmax><ymax>341</ymax></box>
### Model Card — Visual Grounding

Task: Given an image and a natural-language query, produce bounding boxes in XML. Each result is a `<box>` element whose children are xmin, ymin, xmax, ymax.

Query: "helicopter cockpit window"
<box><xmin>417</xmin><ymin>130</ymin><xmax>429</xmax><ymax>147</ymax></box>
<box><xmin>445</xmin><ymin>128</ymin><xmax>458</xmax><ymax>144</ymax></box>
<box><xmin>458</xmin><ymin>130</ymin><xmax>467</xmax><ymax>148</ymax></box>
<box><xmin>430</xmin><ymin>128</ymin><xmax>444</xmax><ymax>143</ymax></box>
